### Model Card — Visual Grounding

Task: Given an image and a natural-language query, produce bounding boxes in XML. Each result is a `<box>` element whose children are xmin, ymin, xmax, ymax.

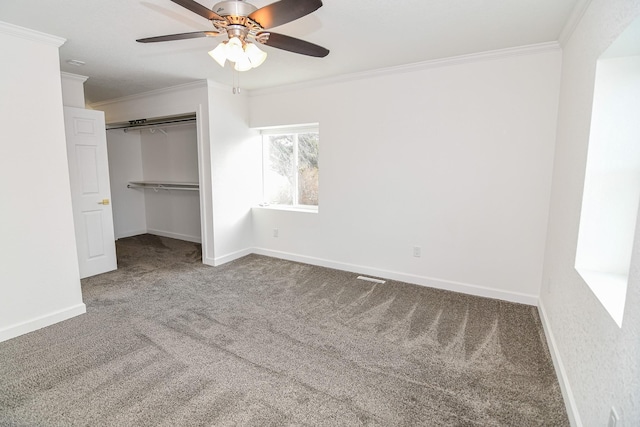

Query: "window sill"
<box><xmin>253</xmin><ymin>204</ymin><xmax>318</xmax><ymax>214</ymax></box>
<box><xmin>576</xmin><ymin>268</ymin><xmax>627</xmax><ymax>327</ymax></box>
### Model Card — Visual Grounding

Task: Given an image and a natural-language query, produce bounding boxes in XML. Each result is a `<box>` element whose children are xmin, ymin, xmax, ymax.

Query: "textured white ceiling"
<box><xmin>0</xmin><ymin>0</ymin><xmax>582</xmax><ymax>103</ymax></box>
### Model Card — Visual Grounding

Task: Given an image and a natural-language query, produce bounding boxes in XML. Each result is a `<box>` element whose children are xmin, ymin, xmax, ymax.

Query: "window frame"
<box><xmin>259</xmin><ymin>124</ymin><xmax>319</xmax><ymax>212</ymax></box>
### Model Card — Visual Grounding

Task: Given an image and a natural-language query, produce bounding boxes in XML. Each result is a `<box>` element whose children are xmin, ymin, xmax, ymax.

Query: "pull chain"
<box><xmin>232</xmin><ymin>68</ymin><xmax>241</xmax><ymax>95</ymax></box>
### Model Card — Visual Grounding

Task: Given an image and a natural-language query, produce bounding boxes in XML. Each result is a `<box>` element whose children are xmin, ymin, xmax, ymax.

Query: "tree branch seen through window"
<box><xmin>262</xmin><ymin>129</ymin><xmax>319</xmax><ymax>207</ymax></box>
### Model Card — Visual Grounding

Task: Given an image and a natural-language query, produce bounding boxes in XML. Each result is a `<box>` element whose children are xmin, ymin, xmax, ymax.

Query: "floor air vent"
<box><xmin>357</xmin><ymin>276</ymin><xmax>386</xmax><ymax>284</ymax></box>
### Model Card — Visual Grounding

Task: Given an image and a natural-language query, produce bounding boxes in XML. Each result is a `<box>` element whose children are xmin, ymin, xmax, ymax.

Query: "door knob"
<box><xmin>97</xmin><ymin>199</ymin><xmax>110</xmax><ymax>205</ymax></box>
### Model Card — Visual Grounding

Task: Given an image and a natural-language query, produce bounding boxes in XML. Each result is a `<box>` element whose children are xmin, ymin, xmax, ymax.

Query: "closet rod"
<box><xmin>121</xmin><ymin>121</ymin><xmax>195</xmax><ymax>133</ymax></box>
<box><xmin>106</xmin><ymin>115</ymin><xmax>196</xmax><ymax>131</ymax></box>
<box><xmin>127</xmin><ymin>182</ymin><xmax>199</xmax><ymax>191</ymax></box>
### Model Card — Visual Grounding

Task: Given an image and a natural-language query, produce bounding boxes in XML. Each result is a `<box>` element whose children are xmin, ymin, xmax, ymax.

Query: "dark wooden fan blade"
<box><xmin>249</xmin><ymin>0</ymin><xmax>322</xmax><ymax>29</ymax></box>
<box><xmin>136</xmin><ymin>31</ymin><xmax>220</xmax><ymax>43</ymax></box>
<box><xmin>171</xmin><ymin>0</ymin><xmax>223</xmax><ymax>21</ymax></box>
<box><xmin>258</xmin><ymin>32</ymin><xmax>329</xmax><ymax>57</ymax></box>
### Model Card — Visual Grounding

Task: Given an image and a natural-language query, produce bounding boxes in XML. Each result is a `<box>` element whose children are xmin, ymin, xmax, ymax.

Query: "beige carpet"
<box><xmin>0</xmin><ymin>234</ymin><xmax>568</xmax><ymax>426</ymax></box>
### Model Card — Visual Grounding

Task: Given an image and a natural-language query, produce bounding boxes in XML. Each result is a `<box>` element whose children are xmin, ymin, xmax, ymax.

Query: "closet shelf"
<box><xmin>127</xmin><ymin>181</ymin><xmax>199</xmax><ymax>191</ymax></box>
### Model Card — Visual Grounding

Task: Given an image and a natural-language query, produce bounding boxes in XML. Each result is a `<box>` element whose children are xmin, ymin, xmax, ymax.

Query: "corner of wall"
<box><xmin>212</xmin><ymin>248</ymin><xmax>254</xmax><ymax>266</ymax></box>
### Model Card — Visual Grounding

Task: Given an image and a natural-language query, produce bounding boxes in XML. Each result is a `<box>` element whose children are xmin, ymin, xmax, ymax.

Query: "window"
<box><xmin>261</xmin><ymin>125</ymin><xmax>319</xmax><ymax>209</ymax></box>
<box><xmin>575</xmin><ymin>17</ymin><xmax>640</xmax><ymax>327</ymax></box>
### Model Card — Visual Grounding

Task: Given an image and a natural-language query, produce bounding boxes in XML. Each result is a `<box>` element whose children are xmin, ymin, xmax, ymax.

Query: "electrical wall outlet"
<box><xmin>608</xmin><ymin>407</ymin><xmax>619</xmax><ymax>427</ymax></box>
<box><xmin>273</xmin><ymin>228</ymin><xmax>279</xmax><ymax>238</ymax></box>
<box><xmin>413</xmin><ymin>246</ymin><xmax>421</xmax><ymax>257</ymax></box>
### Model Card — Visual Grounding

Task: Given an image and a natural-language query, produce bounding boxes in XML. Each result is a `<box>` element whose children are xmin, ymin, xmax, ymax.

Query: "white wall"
<box><xmin>540</xmin><ymin>1</ymin><xmax>640</xmax><ymax>425</ymax></box>
<box><xmin>106</xmin><ymin>129</ymin><xmax>146</xmax><ymax>238</ymax></box>
<box><xmin>208</xmin><ymin>84</ymin><xmax>262</xmax><ymax>265</ymax></box>
<box><xmin>249</xmin><ymin>46</ymin><xmax>562</xmax><ymax>304</ymax></box>
<box><xmin>0</xmin><ymin>22</ymin><xmax>85</xmax><ymax>342</ymax></box>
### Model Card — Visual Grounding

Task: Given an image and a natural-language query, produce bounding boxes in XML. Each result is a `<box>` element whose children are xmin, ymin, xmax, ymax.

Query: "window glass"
<box><xmin>262</xmin><ymin>126</ymin><xmax>319</xmax><ymax>208</ymax></box>
<box><xmin>297</xmin><ymin>132</ymin><xmax>319</xmax><ymax>206</ymax></box>
<box><xmin>264</xmin><ymin>134</ymin><xmax>295</xmax><ymax>205</ymax></box>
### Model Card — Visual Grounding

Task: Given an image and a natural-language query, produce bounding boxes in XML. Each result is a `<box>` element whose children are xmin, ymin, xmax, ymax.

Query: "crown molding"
<box><xmin>205</xmin><ymin>78</ymin><xmax>234</xmax><ymax>92</ymax></box>
<box><xmin>0</xmin><ymin>21</ymin><xmax>65</xmax><ymax>47</ymax></box>
<box><xmin>89</xmin><ymin>80</ymin><xmax>209</xmax><ymax>108</ymax></box>
<box><xmin>249</xmin><ymin>41</ymin><xmax>561</xmax><ymax>97</ymax></box>
<box><xmin>558</xmin><ymin>0</ymin><xmax>593</xmax><ymax>46</ymax></box>
<box><xmin>89</xmin><ymin>41</ymin><xmax>561</xmax><ymax>105</ymax></box>
<box><xmin>60</xmin><ymin>72</ymin><xmax>88</xmax><ymax>83</ymax></box>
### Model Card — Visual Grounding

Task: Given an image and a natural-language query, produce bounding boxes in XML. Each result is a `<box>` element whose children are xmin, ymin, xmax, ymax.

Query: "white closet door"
<box><xmin>64</xmin><ymin>106</ymin><xmax>117</xmax><ymax>278</ymax></box>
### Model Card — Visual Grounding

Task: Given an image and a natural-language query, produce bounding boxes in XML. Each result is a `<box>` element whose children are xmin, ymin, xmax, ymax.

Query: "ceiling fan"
<box><xmin>137</xmin><ymin>0</ymin><xmax>329</xmax><ymax>72</ymax></box>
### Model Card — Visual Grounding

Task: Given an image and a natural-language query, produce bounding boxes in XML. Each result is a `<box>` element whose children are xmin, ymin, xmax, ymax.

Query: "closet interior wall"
<box><xmin>106</xmin><ymin>122</ymin><xmax>201</xmax><ymax>243</ymax></box>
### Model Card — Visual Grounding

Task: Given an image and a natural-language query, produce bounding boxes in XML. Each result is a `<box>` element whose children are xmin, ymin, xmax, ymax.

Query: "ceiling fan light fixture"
<box><xmin>225</xmin><ymin>36</ymin><xmax>245</xmax><ymax>63</ymax></box>
<box><xmin>140</xmin><ymin>0</ymin><xmax>330</xmax><ymax>73</ymax></box>
<box><xmin>245</xmin><ymin>42</ymin><xmax>267</xmax><ymax>68</ymax></box>
<box><xmin>208</xmin><ymin>42</ymin><xmax>228</xmax><ymax>67</ymax></box>
<box><xmin>234</xmin><ymin>55</ymin><xmax>253</xmax><ymax>72</ymax></box>
<box><xmin>209</xmin><ymin>38</ymin><xmax>267</xmax><ymax>71</ymax></box>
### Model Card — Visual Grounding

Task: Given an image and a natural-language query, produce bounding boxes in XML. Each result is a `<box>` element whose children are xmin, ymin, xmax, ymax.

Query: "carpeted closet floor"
<box><xmin>0</xmin><ymin>234</ymin><xmax>568</xmax><ymax>426</ymax></box>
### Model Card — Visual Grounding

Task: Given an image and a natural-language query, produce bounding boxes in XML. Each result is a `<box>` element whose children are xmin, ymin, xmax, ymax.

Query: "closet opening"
<box><xmin>106</xmin><ymin>112</ymin><xmax>205</xmax><ymax>262</ymax></box>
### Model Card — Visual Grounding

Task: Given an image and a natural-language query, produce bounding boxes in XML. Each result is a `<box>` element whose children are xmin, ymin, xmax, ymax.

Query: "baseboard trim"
<box><xmin>252</xmin><ymin>248</ymin><xmax>538</xmax><ymax>305</ymax></box>
<box><xmin>213</xmin><ymin>248</ymin><xmax>254</xmax><ymax>266</ymax></box>
<box><xmin>115</xmin><ymin>229</ymin><xmax>147</xmax><ymax>240</ymax></box>
<box><xmin>0</xmin><ymin>303</ymin><xmax>86</xmax><ymax>343</ymax></box>
<box><xmin>146</xmin><ymin>229</ymin><xmax>201</xmax><ymax>244</ymax></box>
<box><xmin>538</xmin><ymin>300</ymin><xmax>582</xmax><ymax>427</ymax></box>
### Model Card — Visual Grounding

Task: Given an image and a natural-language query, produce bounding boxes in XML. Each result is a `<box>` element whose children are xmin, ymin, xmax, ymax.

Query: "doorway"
<box><xmin>105</xmin><ymin>113</ymin><xmax>205</xmax><ymax>261</ymax></box>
